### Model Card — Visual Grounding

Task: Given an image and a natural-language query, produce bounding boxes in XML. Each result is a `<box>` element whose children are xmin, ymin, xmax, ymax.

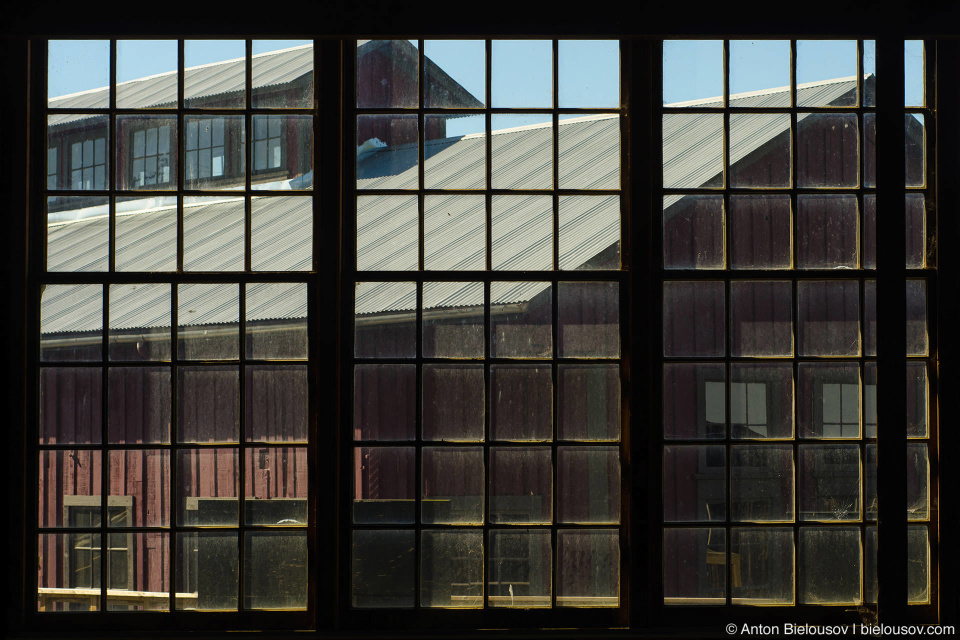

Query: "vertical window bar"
<box><xmin>551</xmin><ymin>37</ymin><xmax>560</xmax><ymax>610</ymax></box>
<box><xmin>483</xmin><ymin>38</ymin><xmax>493</xmax><ymax>610</ymax></box>
<box><xmin>245</xmin><ymin>40</ymin><xmax>253</xmax><ymax>272</ymax></box>
<box><xmin>176</xmin><ymin>40</ymin><xmax>185</xmax><ymax>273</ymax></box>
<box><xmin>721</xmin><ymin>38</ymin><xmax>732</xmax><ymax>608</ymax></box>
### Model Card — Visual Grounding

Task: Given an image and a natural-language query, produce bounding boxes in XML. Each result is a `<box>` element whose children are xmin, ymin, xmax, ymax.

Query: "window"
<box><xmin>130</xmin><ymin>125</ymin><xmax>171</xmax><ymax>188</ymax></box>
<box><xmin>253</xmin><ymin>115</ymin><xmax>282</xmax><ymax>172</ymax></box>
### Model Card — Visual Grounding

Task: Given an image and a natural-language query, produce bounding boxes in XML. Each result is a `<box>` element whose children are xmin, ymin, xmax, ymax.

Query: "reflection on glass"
<box><xmin>421</xmin><ymin>530</ymin><xmax>483</xmax><ymax>608</ymax></box>
<box><xmin>797</xmin><ymin>280</ymin><xmax>860</xmax><ymax>357</ymax></box>
<box><xmin>40</xmin><ymin>367</ymin><xmax>102</xmax><ymax>445</ymax></box>
<box><xmin>39</xmin><ymin>450</ymin><xmax>102</xmax><ymax>527</ymax></box>
<box><xmin>730</xmin><ymin>363</ymin><xmax>794</xmax><ymax>439</ymax></box>
<box><xmin>356</xmin><ymin>196</ymin><xmax>418</xmax><ymax>270</ymax></box>
<box><xmin>663</xmin><ymin>114</ymin><xmax>723</xmax><ymax>188</ymax></box>
<box><xmin>177</xmin><ymin>366</ymin><xmax>239</xmax><ymax>443</ymax></box>
<box><xmin>492</xmin><ymin>195</ymin><xmax>553</xmax><ymax>270</ymax></box>
<box><xmin>352</xmin><ymin>530</ymin><xmax>415</xmax><ymax>608</ymax></box>
<box><xmin>353</xmin><ymin>447</ymin><xmax>414</xmax><ymax>524</ymax></box>
<box><xmin>663</xmin><ymin>363</ymin><xmax>725</xmax><ymax>439</ymax></box>
<box><xmin>799</xmin><ymin>444</ymin><xmax>861</xmax><ymax>521</ymax></box>
<box><xmin>422</xmin><ymin>281</ymin><xmax>484</xmax><ymax>358</ymax></box>
<box><xmin>797</xmin><ymin>195</ymin><xmax>858</xmax><ymax>269</ymax></box>
<box><xmin>177</xmin><ymin>449</ymin><xmax>238</xmax><ymax>526</ymax></box>
<box><xmin>246</xmin><ymin>365</ymin><xmax>308</xmax><ymax>442</ymax></box>
<box><xmin>797</xmin><ymin>114</ymin><xmax>858</xmax><ymax>188</ymax></box>
<box><xmin>422</xmin><ymin>365</ymin><xmax>483</xmax><ymax>442</ymax></box>
<box><xmin>731</xmin><ymin>528</ymin><xmax>795</xmax><ymax>605</ymax></box>
<box><xmin>424</xmin><ymin>195</ymin><xmax>485</xmax><ymax>270</ymax></box>
<box><xmin>558</xmin><ymin>529</ymin><xmax>619</xmax><ymax>607</ymax></box>
<box><xmin>489</xmin><ymin>530</ymin><xmax>551</xmax><ymax>607</ymax></box>
<box><xmin>663</xmin><ymin>281</ymin><xmax>725</xmax><ymax>357</ymax></box>
<box><xmin>422</xmin><ymin>447</ymin><xmax>483</xmax><ymax>524</ymax></box>
<box><xmin>559</xmin><ymin>282</ymin><xmax>619</xmax><ymax>358</ymax></box>
<box><xmin>108</xmin><ymin>449</ymin><xmax>170</xmax><ymax>527</ymax></box>
<box><xmin>730</xmin><ymin>445</ymin><xmax>794</xmax><ymax>522</ymax></box>
<box><xmin>176</xmin><ymin>532</ymin><xmax>238</xmax><ymax>610</ymax></box>
<box><xmin>243</xmin><ymin>531</ymin><xmax>307</xmax><ymax>609</ymax></box>
<box><xmin>354</xmin><ymin>365</ymin><xmax>415</xmax><ymax>441</ymax></box>
<box><xmin>177</xmin><ymin>283</ymin><xmax>239</xmax><ymax>360</ymax></box>
<box><xmin>663</xmin><ymin>528</ymin><xmax>724</xmax><ymax>604</ymax></box>
<box><xmin>730</xmin><ymin>115</ymin><xmax>790</xmax><ymax>187</ymax></box>
<box><xmin>491</xmin><ymin>281</ymin><xmax>552</xmax><ymax>358</ymax></box>
<box><xmin>799</xmin><ymin>527</ymin><xmax>861</xmax><ymax>604</ymax></box>
<box><xmin>41</xmin><ymin>284</ymin><xmax>102</xmax><ymax>362</ymax></box>
<box><xmin>663</xmin><ymin>195</ymin><xmax>724</xmax><ymax>270</ymax></box>
<box><xmin>109</xmin><ymin>284</ymin><xmax>171</xmax><ymax>361</ymax></box>
<box><xmin>558</xmin><ymin>447</ymin><xmax>620</xmax><ymax>523</ymax></box>
<box><xmin>730</xmin><ymin>281</ymin><xmax>793</xmax><ymax>357</ymax></box>
<box><xmin>489</xmin><ymin>447</ymin><xmax>552</xmax><ymax>524</ymax></box>
<box><xmin>729</xmin><ymin>195</ymin><xmax>791</xmax><ymax>270</ymax></box>
<box><xmin>559</xmin><ymin>365</ymin><xmax>620</xmax><ymax>441</ymax></box>
<box><xmin>108</xmin><ymin>367</ymin><xmax>170</xmax><ymax>444</ymax></box>
<box><xmin>663</xmin><ymin>445</ymin><xmax>726</xmax><ymax>522</ymax></box>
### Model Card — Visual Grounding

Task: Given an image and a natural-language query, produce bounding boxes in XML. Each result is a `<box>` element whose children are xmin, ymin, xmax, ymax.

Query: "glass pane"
<box><xmin>422</xmin><ymin>447</ymin><xmax>483</xmax><ymax>524</ymax></box>
<box><xmin>352</xmin><ymin>530</ymin><xmax>415</xmax><ymax>608</ymax></box>
<box><xmin>559</xmin><ymin>282</ymin><xmax>619</xmax><ymax>358</ymax></box>
<box><xmin>799</xmin><ymin>444</ymin><xmax>861</xmax><ymax>521</ymax></box>
<box><xmin>908</xmin><ymin>526</ymin><xmax>930</xmax><ymax>603</ymax></box>
<box><xmin>558</xmin><ymin>446</ymin><xmax>620</xmax><ymax>523</ymax></box>
<box><xmin>424</xmin><ymin>115</ymin><xmax>485</xmax><ymax>189</ymax></box>
<box><xmin>663</xmin><ymin>363</ymin><xmax>725</xmax><ymax>439</ymax></box>
<box><xmin>116</xmin><ymin>196</ymin><xmax>177</xmax><ymax>272</ymax></box>
<box><xmin>491</xmin><ymin>115</ymin><xmax>553</xmax><ymax>189</ymax></box>
<box><xmin>798</xmin><ymin>363</ymin><xmax>860</xmax><ymax>439</ymax></box>
<box><xmin>907</xmin><ymin>279</ymin><xmax>928</xmax><ymax>356</ymax></box>
<box><xmin>663</xmin><ymin>195</ymin><xmax>724</xmax><ymax>270</ymax></box>
<box><xmin>422</xmin><ymin>281</ymin><xmax>484</xmax><ymax>358</ymax></box>
<box><xmin>663</xmin><ymin>528</ymin><xmax>724</xmax><ymax>604</ymax></box>
<box><xmin>423</xmin><ymin>40</ymin><xmax>485</xmax><ymax>108</ymax></box>
<box><xmin>663</xmin><ymin>114</ymin><xmax>723</xmax><ymax>188</ymax></box>
<box><xmin>908</xmin><ymin>443</ymin><xmax>929</xmax><ymax>520</ymax></box>
<box><xmin>41</xmin><ymin>284</ymin><xmax>102</xmax><ymax>362</ymax></box>
<box><xmin>108</xmin><ymin>532</ymin><xmax>170</xmax><ymax>610</ymax></box>
<box><xmin>420</xmin><ymin>530</ymin><xmax>483</xmax><ymax>608</ymax></box>
<box><xmin>48</xmin><ymin>40</ymin><xmax>108</xmax><ymax>108</ymax></box>
<box><xmin>559</xmin><ymin>40</ymin><xmax>618</xmax><ymax>108</ymax></box>
<box><xmin>47</xmin><ymin>196</ymin><xmax>109</xmax><ymax>271</ymax></box>
<box><xmin>185</xmin><ymin>40</ymin><xmax>245</xmax><ymax>109</ymax></box>
<box><xmin>731</xmin><ymin>528</ymin><xmax>795</xmax><ymax>605</ymax></box>
<box><xmin>357</xmin><ymin>115</ymin><xmax>418</xmax><ymax>190</ymax></box>
<box><xmin>183</xmin><ymin>196</ymin><xmax>244</xmax><ymax>271</ymax></box>
<box><xmin>864</xmin><ymin>41</ymin><xmax>877</xmax><ymax>107</ymax></box>
<box><xmin>108</xmin><ymin>284</ymin><xmax>170</xmax><ymax>361</ymax></box>
<box><xmin>489</xmin><ymin>447</ymin><xmax>552</xmax><ymax>524</ymax></box>
<box><xmin>663</xmin><ymin>445</ymin><xmax>726</xmax><ymax>522</ymax></box>
<box><xmin>490</xmin><ymin>282</ymin><xmax>552</xmax><ymax>358</ymax></box>
<box><xmin>906</xmin><ymin>194</ymin><xmax>926</xmax><ymax>268</ymax></box>
<box><xmin>488</xmin><ymin>530</ymin><xmax>551</xmax><ymax>608</ymax></box>
<box><xmin>40</xmin><ymin>367</ymin><xmax>101</xmax><ymax>445</ymax></box>
<box><xmin>796</xmin><ymin>40</ymin><xmax>858</xmax><ymax>107</ymax></box>
<box><xmin>353</xmin><ymin>447</ymin><xmax>414</xmax><ymax>524</ymax></box>
<box><xmin>39</xmin><ymin>450</ymin><xmax>102</xmax><ymax>528</ymax></box>
<box><xmin>729</xmin><ymin>281</ymin><xmax>793</xmax><ymax>357</ymax></box>
<box><xmin>177</xmin><ymin>284</ymin><xmax>239</xmax><ymax>360</ymax></box>
<box><xmin>559</xmin><ymin>196</ymin><xmax>620</xmax><ymax>269</ymax></box>
<box><xmin>559</xmin><ymin>116</ymin><xmax>620</xmax><ymax>189</ymax></box>
<box><xmin>176</xmin><ymin>532</ymin><xmax>238</xmax><ymax>610</ymax></box>
<box><xmin>246</xmin><ymin>365</ymin><xmax>307</xmax><ymax>442</ymax></box>
<box><xmin>557</xmin><ymin>529</ymin><xmax>619</xmax><ymax>607</ymax></box>
<box><xmin>117</xmin><ymin>116</ymin><xmax>177</xmax><ymax>190</ymax></box>
<box><xmin>492</xmin><ymin>40</ymin><xmax>551</xmax><ymax>108</ymax></box>
<box><xmin>730</xmin><ymin>363</ymin><xmax>794</xmax><ymax>439</ymax></box>
<box><xmin>905</xmin><ymin>40</ymin><xmax>924</xmax><ymax>107</ymax></box>
<box><xmin>424</xmin><ymin>195</ymin><xmax>485</xmax><ymax>271</ymax></box>
<box><xmin>663</xmin><ymin>281</ymin><xmax>725</xmax><ymax>357</ymax></box>
<box><xmin>109</xmin><ymin>449</ymin><xmax>170</xmax><ymax>526</ymax></box>
<box><xmin>864</xmin><ymin>279</ymin><xmax>876</xmax><ymax>356</ymax></box>
<box><xmin>797</xmin><ymin>280</ymin><xmax>860</xmax><ymax>356</ymax></box>
<box><xmin>253</xmin><ymin>41</ymin><xmax>313</xmax><ymax>109</ymax></box>
<box><xmin>491</xmin><ymin>195</ymin><xmax>553</xmax><ymax>270</ymax></box>
<box><xmin>177</xmin><ymin>448</ymin><xmax>238</xmax><ymax>526</ymax></box>
<box><xmin>864</xmin><ymin>113</ymin><xmax>876</xmax><ymax>188</ymax></box>
<box><xmin>357</xmin><ymin>40</ymin><xmax>418</xmax><ymax>108</ymax></box>
<box><xmin>251</xmin><ymin>196</ymin><xmax>313</xmax><ymax>271</ymax></box>
<box><xmin>866</xmin><ymin>444</ymin><xmax>878</xmax><ymax>520</ymax></box>
<box><xmin>243</xmin><ymin>531</ymin><xmax>307</xmax><ymax>609</ymax></box>
<box><xmin>422</xmin><ymin>365</ymin><xmax>483</xmax><ymax>442</ymax></box>
<box><xmin>246</xmin><ymin>283</ymin><xmax>307</xmax><ymax>359</ymax></box>
<box><xmin>38</xmin><ymin>533</ymin><xmax>101</xmax><ymax>611</ymax></box>
<box><xmin>244</xmin><ymin>447</ymin><xmax>307</xmax><ymax>525</ymax></box>
<box><xmin>558</xmin><ymin>365</ymin><xmax>620</xmax><ymax>441</ymax></box>
<box><xmin>907</xmin><ymin>361</ymin><xmax>929</xmax><ymax>438</ymax></box>
<box><xmin>797</xmin><ymin>114</ymin><xmax>858</xmax><ymax>187</ymax></box>
<box><xmin>797</xmin><ymin>195</ymin><xmax>858</xmax><ymax>269</ymax></box>
<box><xmin>353</xmin><ymin>364</ymin><xmax>412</xmax><ymax>440</ymax></box>
<box><xmin>251</xmin><ymin>115</ymin><xmax>312</xmax><ymax>191</ymax></box>
<box><xmin>355</xmin><ymin>281</ymin><xmax>416</xmax><ymax>357</ymax></box>
<box><xmin>108</xmin><ymin>367</ymin><xmax>170</xmax><ymax>444</ymax></box>
<box><xmin>356</xmin><ymin>196</ymin><xmax>418</xmax><ymax>270</ymax></box>
<box><xmin>729</xmin><ymin>195</ymin><xmax>791</xmax><ymax>269</ymax></box>
<box><xmin>177</xmin><ymin>366</ymin><xmax>239</xmax><ymax>443</ymax></box>
<box><xmin>730</xmin><ymin>40</ymin><xmax>790</xmax><ymax>105</ymax></box>
<box><xmin>491</xmin><ymin>365</ymin><xmax>551</xmax><ymax>441</ymax></box>
<box><xmin>662</xmin><ymin>41</ymin><xmax>722</xmax><ymax>105</ymax></box>
<box><xmin>799</xmin><ymin>527</ymin><xmax>861</xmax><ymax>604</ymax></box>
<box><xmin>183</xmin><ymin>116</ymin><xmax>244</xmax><ymax>189</ymax></box>
<box><xmin>730</xmin><ymin>114</ymin><xmax>791</xmax><ymax>187</ymax></box>
<box><xmin>730</xmin><ymin>445</ymin><xmax>794</xmax><ymax>521</ymax></box>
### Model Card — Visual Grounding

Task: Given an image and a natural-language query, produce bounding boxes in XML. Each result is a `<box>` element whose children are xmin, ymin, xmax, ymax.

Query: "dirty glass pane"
<box><xmin>559</xmin><ymin>117</ymin><xmax>621</xmax><ymax>190</ymax></box>
<box><xmin>108</xmin><ymin>367</ymin><xmax>170</xmax><ymax>444</ymax></box>
<box><xmin>109</xmin><ymin>284</ymin><xmax>170</xmax><ymax>361</ymax></box>
<box><xmin>47</xmin><ymin>196</ymin><xmax>109</xmax><ymax>272</ymax></box>
<box><xmin>245</xmin><ymin>283</ymin><xmax>307</xmax><ymax>359</ymax></box>
<box><xmin>424</xmin><ymin>195</ymin><xmax>485</xmax><ymax>271</ymax></box>
<box><xmin>797</xmin><ymin>280</ymin><xmax>860</xmax><ymax>356</ymax></box>
<box><xmin>422</xmin><ymin>281</ymin><xmax>484</xmax><ymax>358</ymax></box>
<box><xmin>492</xmin><ymin>40</ymin><xmax>551</xmax><ymax>108</ymax></box>
<box><xmin>251</xmin><ymin>196</ymin><xmax>312</xmax><ymax>271</ymax></box>
<box><xmin>797</xmin><ymin>195</ymin><xmax>858</xmax><ymax>269</ymax></box>
<box><xmin>108</xmin><ymin>449</ymin><xmax>170</xmax><ymax>527</ymax></box>
<box><xmin>799</xmin><ymin>527</ymin><xmax>861</xmax><ymax>604</ymax></box>
<box><xmin>908</xmin><ymin>443</ymin><xmax>929</xmax><ymax>521</ymax></box>
<box><xmin>422</xmin><ymin>447</ymin><xmax>483</xmax><ymax>524</ymax></box>
<box><xmin>177</xmin><ymin>366</ymin><xmax>239</xmax><ymax>443</ymax></box>
<box><xmin>251</xmin><ymin>115</ymin><xmax>313</xmax><ymax>191</ymax></box>
<box><xmin>797</xmin><ymin>363</ymin><xmax>860</xmax><ymax>439</ymax></box>
<box><xmin>730</xmin><ymin>114</ymin><xmax>791</xmax><ymax>187</ymax></box>
<box><xmin>423</xmin><ymin>365</ymin><xmax>483</xmax><ymax>442</ymax></box>
<box><xmin>729</xmin><ymin>195</ymin><xmax>791</xmax><ymax>270</ymax></box>
<box><xmin>663</xmin><ymin>114</ymin><xmax>723</xmax><ymax>189</ymax></box>
<box><xmin>490</xmin><ymin>282</ymin><xmax>552</xmax><ymax>358</ymax></box>
<box><xmin>491</xmin><ymin>196</ymin><xmax>553</xmax><ymax>270</ymax></box>
<box><xmin>355</xmin><ymin>281</ymin><xmax>416</xmax><ymax>358</ymax></box>
<box><xmin>663</xmin><ymin>195</ymin><xmax>724</xmax><ymax>270</ymax></box>
<box><xmin>424</xmin><ymin>115</ymin><xmax>485</xmax><ymax>189</ymax></box>
<box><xmin>39</xmin><ymin>450</ymin><xmax>102</xmax><ymax>528</ymax></box>
<box><xmin>177</xmin><ymin>448</ymin><xmax>238</xmax><ymax>526</ymax></box>
<box><xmin>731</xmin><ymin>528</ymin><xmax>795</xmax><ymax>605</ymax></box>
<box><xmin>798</xmin><ymin>444</ymin><xmax>861</xmax><ymax>521</ymax></box>
<box><xmin>730</xmin><ymin>41</ymin><xmax>790</xmax><ymax>105</ymax></box>
<box><xmin>40</xmin><ymin>367</ymin><xmax>102</xmax><ymax>445</ymax></box>
<box><xmin>729</xmin><ymin>281</ymin><xmax>793</xmax><ymax>357</ymax></box>
<box><xmin>243</xmin><ymin>531</ymin><xmax>307</xmax><ymax>609</ymax></box>
<box><xmin>41</xmin><ymin>285</ymin><xmax>102</xmax><ymax>362</ymax></box>
<box><xmin>730</xmin><ymin>445</ymin><xmax>794</xmax><ymax>522</ymax></box>
<box><xmin>489</xmin><ymin>447</ymin><xmax>552</xmax><ymax>524</ymax></box>
<box><xmin>907</xmin><ymin>279</ymin><xmax>928</xmax><ymax>356</ymax></box>
<box><xmin>905</xmin><ymin>41</ymin><xmax>924</xmax><ymax>107</ymax></box>
<box><xmin>246</xmin><ymin>365</ymin><xmax>308</xmax><ymax>442</ymax></box>
<box><xmin>48</xmin><ymin>41</ymin><xmax>109</xmax><ymax>108</ymax></box>
<box><xmin>420</xmin><ymin>530</ymin><xmax>483</xmax><ymax>608</ymax></box>
<box><xmin>663</xmin><ymin>363</ymin><xmax>725</xmax><ymax>439</ymax></box>
<box><xmin>183</xmin><ymin>196</ymin><xmax>244</xmax><ymax>271</ymax></box>
<box><xmin>105</xmin><ymin>532</ymin><xmax>170</xmax><ymax>611</ymax></box>
<box><xmin>177</xmin><ymin>284</ymin><xmax>239</xmax><ymax>360</ymax></box>
<box><xmin>352</xmin><ymin>530</ymin><xmax>415</xmax><ymax>608</ymax></box>
<box><xmin>730</xmin><ymin>363</ymin><xmax>794</xmax><ymax>439</ymax></box>
<box><xmin>424</xmin><ymin>40</ymin><xmax>485</xmax><ymax>108</ymax></box>
<box><xmin>662</xmin><ymin>41</ymin><xmax>722</xmax><ymax>106</ymax></box>
<box><xmin>559</xmin><ymin>282</ymin><xmax>619</xmax><ymax>358</ymax></box>
<box><xmin>488</xmin><ymin>530</ymin><xmax>551</xmax><ymax>608</ymax></box>
<box><xmin>491</xmin><ymin>115</ymin><xmax>553</xmax><ymax>189</ymax></box>
<box><xmin>796</xmin><ymin>114</ymin><xmax>858</xmax><ymax>188</ymax></box>
<box><xmin>356</xmin><ymin>196</ymin><xmax>418</xmax><ymax>270</ymax></box>
<box><xmin>558</xmin><ymin>529</ymin><xmax>619</xmax><ymax>607</ymax></box>
<box><xmin>176</xmin><ymin>532</ymin><xmax>238</xmax><ymax>610</ymax></box>
<box><xmin>353</xmin><ymin>447</ymin><xmax>414</xmax><ymax>524</ymax></box>
<box><xmin>357</xmin><ymin>40</ymin><xmax>418</xmax><ymax>108</ymax></box>
<box><xmin>185</xmin><ymin>40</ymin><xmax>245</xmax><ymax>109</ymax></box>
<box><xmin>115</xmin><ymin>196</ymin><xmax>177</xmax><ymax>272</ymax></box>
<box><xmin>491</xmin><ymin>365</ymin><xmax>551</xmax><ymax>441</ymax></box>
<box><xmin>796</xmin><ymin>40</ymin><xmax>858</xmax><ymax>107</ymax></box>
<box><xmin>663</xmin><ymin>281</ymin><xmax>725</xmax><ymax>357</ymax></box>
<box><xmin>864</xmin><ymin>41</ymin><xmax>877</xmax><ymax>106</ymax></box>
<box><xmin>38</xmin><ymin>533</ymin><xmax>101</xmax><ymax>611</ymax></box>
<box><xmin>253</xmin><ymin>41</ymin><xmax>313</xmax><ymax>109</ymax></box>
<box><xmin>559</xmin><ymin>196</ymin><xmax>620</xmax><ymax>269</ymax></box>
<box><xmin>663</xmin><ymin>445</ymin><xmax>726</xmax><ymax>522</ymax></box>
<box><xmin>907</xmin><ymin>362</ymin><xmax>929</xmax><ymax>438</ymax></box>
<box><xmin>559</xmin><ymin>40</ymin><xmax>618</xmax><ymax>108</ymax></box>
<box><xmin>557</xmin><ymin>447</ymin><xmax>620</xmax><ymax>524</ymax></box>
<box><xmin>244</xmin><ymin>446</ymin><xmax>307</xmax><ymax>526</ymax></box>
<box><xmin>354</xmin><ymin>365</ymin><xmax>415</xmax><ymax>441</ymax></box>
<box><xmin>184</xmin><ymin>116</ymin><xmax>244</xmax><ymax>190</ymax></box>
<box><xmin>558</xmin><ymin>365</ymin><xmax>620</xmax><ymax>441</ymax></box>
<box><xmin>906</xmin><ymin>114</ymin><xmax>925</xmax><ymax>187</ymax></box>
<box><xmin>906</xmin><ymin>194</ymin><xmax>926</xmax><ymax>268</ymax></box>
<box><xmin>117</xmin><ymin>116</ymin><xmax>177</xmax><ymax>190</ymax></box>
<box><xmin>663</xmin><ymin>528</ymin><xmax>724</xmax><ymax>604</ymax></box>
<box><xmin>357</xmin><ymin>116</ymin><xmax>418</xmax><ymax>190</ymax></box>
